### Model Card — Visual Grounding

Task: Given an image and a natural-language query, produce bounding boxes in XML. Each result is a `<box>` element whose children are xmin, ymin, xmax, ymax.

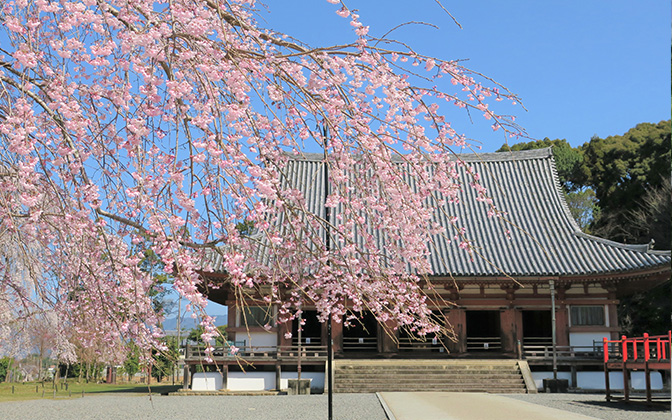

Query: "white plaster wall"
<box><xmin>227</xmin><ymin>371</ymin><xmax>276</xmax><ymax>391</ymax></box>
<box><xmin>630</xmin><ymin>371</ymin><xmax>664</xmax><ymax>390</ymax></box>
<box><xmin>532</xmin><ymin>371</ymin><xmax>663</xmax><ymax>390</ymax></box>
<box><xmin>192</xmin><ymin>372</ymin><xmax>223</xmax><ymax>391</ymax></box>
<box><xmin>569</xmin><ymin>332</ymin><xmax>609</xmax><ymax>348</ymax></box>
<box><xmin>238</xmin><ymin>331</ymin><xmax>277</xmax><ymax>347</ymax></box>
<box><xmin>280</xmin><ymin>371</ymin><xmax>326</xmax><ymax>391</ymax></box>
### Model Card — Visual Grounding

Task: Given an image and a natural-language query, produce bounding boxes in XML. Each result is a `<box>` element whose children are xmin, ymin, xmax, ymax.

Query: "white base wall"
<box><xmin>280</xmin><ymin>371</ymin><xmax>325</xmax><ymax>391</ymax></box>
<box><xmin>227</xmin><ymin>371</ymin><xmax>275</xmax><ymax>391</ymax></box>
<box><xmin>568</xmin><ymin>332</ymin><xmax>609</xmax><ymax>348</ymax></box>
<box><xmin>224</xmin><ymin>371</ymin><xmax>327</xmax><ymax>391</ymax></box>
<box><xmin>532</xmin><ymin>371</ymin><xmax>663</xmax><ymax>390</ymax></box>
<box><xmin>192</xmin><ymin>372</ymin><xmax>223</xmax><ymax>391</ymax></box>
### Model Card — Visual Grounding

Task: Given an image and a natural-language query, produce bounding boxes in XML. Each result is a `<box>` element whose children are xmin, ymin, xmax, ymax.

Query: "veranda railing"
<box><xmin>342</xmin><ymin>336</ymin><xmax>377</xmax><ymax>352</ymax></box>
<box><xmin>185</xmin><ymin>344</ymin><xmax>328</xmax><ymax>361</ymax></box>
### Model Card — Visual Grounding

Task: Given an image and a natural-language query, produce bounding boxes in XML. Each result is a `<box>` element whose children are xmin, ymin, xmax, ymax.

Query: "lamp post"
<box><xmin>322</xmin><ymin>127</ymin><xmax>333</xmax><ymax>420</ymax></box>
<box><xmin>297</xmin><ymin>309</ymin><xmax>302</xmax><ymax>385</ymax></box>
<box><xmin>549</xmin><ymin>279</ymin><xmax>558</xmax><ymax>381</ymax></box>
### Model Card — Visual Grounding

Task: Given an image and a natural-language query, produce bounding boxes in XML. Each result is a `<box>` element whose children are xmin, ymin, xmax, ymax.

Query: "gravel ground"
<box><xmin>1</xmin><ymin>392</ymin><xmax>669</xmax><ymax>420</ymax></box>
<box><xmin>504</xmin><ymin>393</ymin><xmax>671</xmax><ymax>420</ymax></box>
<box><xmin>0</xmin><ymin>393</ymin><xmax>387</xmax><ymax>420</ymax></box>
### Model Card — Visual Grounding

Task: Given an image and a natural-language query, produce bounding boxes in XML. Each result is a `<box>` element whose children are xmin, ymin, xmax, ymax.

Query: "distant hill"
<box><xmin>162</xmin><ymin>312</ymin><xmax>228</xmax><ymax>335</ymax></box>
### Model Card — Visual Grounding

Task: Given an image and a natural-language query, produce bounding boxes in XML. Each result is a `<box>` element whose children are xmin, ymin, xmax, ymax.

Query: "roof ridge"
<box><xmin>573</xmin><ymin>231</ymin><xmax>671</xmax><ymax>256</ymax></box>
<box><xmin>283</xmin><ymin>148</ymin><xmax>553</xmax><ymax>162</ymax></box>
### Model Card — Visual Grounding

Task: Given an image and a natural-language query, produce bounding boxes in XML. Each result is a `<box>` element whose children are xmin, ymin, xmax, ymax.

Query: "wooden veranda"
<box><xmin>603</xmin><ymin>331</ymin><xmax>671</xmax><ymax>403</ymax></box>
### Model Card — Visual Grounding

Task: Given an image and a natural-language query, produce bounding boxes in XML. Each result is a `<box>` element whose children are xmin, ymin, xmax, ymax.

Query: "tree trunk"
<box><xmin>63</xmin><ymin>364</ymin><xmax>69</xmax><ymax>387</ymax></box>
<box><xmin>52</xmin><ymin>364</ymin><xmax>59</xmax><ymax>388</ymax></box>
<box><xmin>38</xmin><ymin>351</ymin><xmax>43</xmax><ymax>382</ymax></box>
<box><xmin>5</xmin><ymin>359</ymin><xmax>13</xmax><ymax>383</ymax></box>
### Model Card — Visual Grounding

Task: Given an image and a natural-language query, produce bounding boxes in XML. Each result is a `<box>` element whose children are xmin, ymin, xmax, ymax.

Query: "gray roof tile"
<box><xmin>204</xmin><ymin>148</ymin><xmax>670</xmax><ymax>277</ymax></box>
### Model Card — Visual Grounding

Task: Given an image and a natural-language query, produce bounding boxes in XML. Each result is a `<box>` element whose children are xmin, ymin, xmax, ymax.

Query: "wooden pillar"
<box><xmin>183</xmin><ymin>365</ymin><xmax>191</xmax><ymax>390</ymax></box>
<box><xmin>222</xmin><ymin>364</ymin><xmax>229</xmax><ymax>390</ymax></box>
<box><xmin>645</xmin><ymin>361</ymin><xmax>652</xmax><ymax>403</ymax></box>
<box><xmin>379</xmin><ymin>320</ymin><xmax>398</xmax><ymax>354</ymax></box>
<box><xmin>444</xmin><ymin>308</ymin><xmax>466</xmax><ymax>354</ymax></box>
<box><xmin>279</xmin><ymin>319</ymin><xmax>292</xmax><ymax>347</ymax></box>
<box><xmin>275</xmin><ymin>364</ymin><xmax>282</xmax><ymax>391</ymax></box>
<box><xmin>555</xmin><ymin>306</ymin><xmax>569</xmax><ymax>347</ymax></box>
<box><xmin>330</xmin><ymin>318</ymin><xmax>343</xmax><ymax>354</ymax></box>
<box><xmin>228</xmin><ymin>304</ymin><xmax>238</xmax><ymax>342</ymax></box>
<box><xmin>623</xmin><ymin>364</ymin><xmax>630</xmax><ymax>402</ymax></box>
<box><xmin>499</xmin><ymin>308</ymin><xmax>518</xmax><ymax>353</ymax></box>
<box><xmin>514</xmin><ymin>309</ymin><xmax>523</xmax><ymax>350</ymax></box>
<box><xmin>607</xmin><ymin>303</ymin><xmax>619</xmax><ymax>339</ymax></box>
<box><xmin>662</xmin><ymin>370</ymin><xmax>671</xmax><ymax>391</ymax></box>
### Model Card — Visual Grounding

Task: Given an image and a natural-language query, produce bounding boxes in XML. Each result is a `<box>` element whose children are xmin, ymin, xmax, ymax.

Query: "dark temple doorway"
<box><xmin>292</xmin><ymin>310</ymin><xmax>322</xmax><ymax>346</ymax></box>
<box><xmin>343</xmin><ymin>311</ymin><xmax>378</xmax><ymax>352</ymax></box>
<box><xmin>522</xmin><ymin>310</ymin><xmax>552</xmax><ymax>347</ymax></box>
<box><xmin>466</xmin><ymin>310</ymin><xmax>501</xmax><ymax>352</ymax></box>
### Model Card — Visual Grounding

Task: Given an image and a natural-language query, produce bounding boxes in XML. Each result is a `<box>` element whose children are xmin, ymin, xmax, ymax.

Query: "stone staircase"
<box><xmin>333</xmin><ymin>359</ymin><xmax>534</xmax><ymax>393</ymax></box>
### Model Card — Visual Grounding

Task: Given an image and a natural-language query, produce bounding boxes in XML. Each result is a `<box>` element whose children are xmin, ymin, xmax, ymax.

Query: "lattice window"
<box><xmin>570</xmin><ymin>305</ymin><xmax>605</xmax><ymax>326</ymax></box>
<box><xmin>238</xmin><ymin>306</ymin><xmax>275</xmax><ymax>327</ymax></box>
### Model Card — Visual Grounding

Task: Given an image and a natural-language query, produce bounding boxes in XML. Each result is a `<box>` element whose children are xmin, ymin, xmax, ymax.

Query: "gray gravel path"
<box><xmin>0</xmin><ymin>394</ymin><xmax>387</xmax><ymax>420</ymax></box>
<box><xmin>1</xmin><ymin>392</ymin><xmax>669</xmax><ymax>420</ymax></box>
<box><xmin>504</xmin><ymin>393</ymin><xmax>670</xmax><ymax>420</ymax></box>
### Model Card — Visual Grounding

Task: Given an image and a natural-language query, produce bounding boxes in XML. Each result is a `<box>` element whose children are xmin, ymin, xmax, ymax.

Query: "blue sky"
<box><xmin>258</xmin><ymin>0</ymin><xmax>670</xmax><ymax>152</ymax></box>
<box><xmin>201</xmin><ymin>0</ymin><xmax>671</xmax><ymax>319</ymax></box>
<box><xmin>6</xmin><ymin>2</ymin><xmax>666</xmax><ymax>322</ymax></box>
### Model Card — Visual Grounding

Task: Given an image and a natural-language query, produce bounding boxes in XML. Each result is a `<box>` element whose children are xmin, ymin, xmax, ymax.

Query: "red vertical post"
<box><xmin>621</xmin><ymin>335</ymin><xmax>628</xmax><ymax>362</ymax></box>
<box><xmin>633</xmin><ymin>338</ymin><xmax>638</xmax><ymax>360</ymax></box>
<box><xmin>643</xmin><ymin>333</ymin><xmax>650</xmax><ymax>362</ymax></box>
<box><xmin>603</xmin><ymin>337</ymin><xmax>609</xmax><ymax>363</ymax></box>
<box><xmin>656</xmin><ymin>338</ymin><xmax>661</xmax><ymax>361</ymax></box>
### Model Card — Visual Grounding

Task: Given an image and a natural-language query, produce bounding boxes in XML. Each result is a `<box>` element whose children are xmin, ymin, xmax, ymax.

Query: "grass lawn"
<box><xmin>0</xmin><ymin>381</ymin><xmax>182</xmax><ymax>402</ymax></box>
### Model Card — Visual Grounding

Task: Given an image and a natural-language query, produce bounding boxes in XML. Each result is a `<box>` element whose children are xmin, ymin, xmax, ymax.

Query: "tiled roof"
<box><xmin>204</xmin><ymin>148</ymin><xmax>670</xmax><ymax>277</ymax></box>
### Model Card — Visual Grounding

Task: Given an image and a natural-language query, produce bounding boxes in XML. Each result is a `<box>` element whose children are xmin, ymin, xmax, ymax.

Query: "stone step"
<box><xmin>335</xmin><ymin>373</ymin><xmax>521</xmax><ymax>378</ymax></box>
<box><xmin>170</xmin><ymin>390</ymin><xmax>279</xmax><ymax>396</ymax></box>
<box><xmin>334</xmin><ymin>382</ymin><xmax>524</xmax><ymax>388</ymax></box>
<box><xmin>347</xmin><ymin>363</ymin><xmax>519</xmax><ymax>366</ymax></box>
<box><xmin>333</xmin><ymin>386</ymin><xmax>526</xmax><ymax>393</ymax></box>
<box><xmin>335</xmin><ymin>375</ymin><xmax>523</xmax><ymax>381</ymax></box>
<box><xmin>335</xmin><ymin>376</ymin><xmax>524</xmax><ymax>382</ymax></box>
<box><xmin>335</xmin><ymin>366</ymin><xmax>518</xmax><ymax>373</ymax></box>
<box><xmin>335</xmin><ymin>382</ymin><xmax>525</xmax><ymax>389</ymax></box>
<box><xmin>334</xmin><ymin>359</ymin><xmax>518</xmax><ymax>364</ymax></box>
<box><xmin>332</xmin><ymin>359</ymin><xmax>528</xmax><ymax>394</ymax></box>
<box><xmin>337</xmin><ymin>371</ymin><xmax>518</xmax><ymax>375</ymax></box>
<box><xmin>337</xmin><ymin>368</ymin><xmax>515</xmax><ymax>370</ymax></box>
<box><xmin>336</xmin><ymin>368</ymin><xmax>520</xmax><ymax>374</ymax></box>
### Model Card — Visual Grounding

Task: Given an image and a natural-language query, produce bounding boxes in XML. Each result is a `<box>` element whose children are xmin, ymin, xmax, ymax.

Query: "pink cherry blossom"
<box><xmin>0</xmin><ymin>0</ymin><xmax>524</xmax><ymax>365</ymax></box>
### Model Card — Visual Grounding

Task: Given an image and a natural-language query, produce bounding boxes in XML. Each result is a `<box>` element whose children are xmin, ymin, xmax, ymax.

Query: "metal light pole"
<box><xmin>323</xmin><ymin>126</ymin><xmax>333</xmax><ymax>420</ymax></box>
<box><xmin>297</xmin><ymin>310</ymin><xmax>302</xmax><ymax>384</ymax></box>
<box><xmin>549</xmin><ymin>279</ymin><xmax>558</xmax><ymax>381</ymax></box>
<box><xmin>327</xmin><ymin>315</ymin><xmax>333</xmax><ymax>420</ymax></box>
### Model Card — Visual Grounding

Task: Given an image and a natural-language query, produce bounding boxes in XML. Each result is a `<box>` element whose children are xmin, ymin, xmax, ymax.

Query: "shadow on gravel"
<box><xmin>571</xmin><ymin>400</ymin><xmax>671</xmax><ymax>413</ymax></box>
<box><xmin>85</xmin><ymin>385</ymin><xmax>182</xmax><ymax>395</ymax></box>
